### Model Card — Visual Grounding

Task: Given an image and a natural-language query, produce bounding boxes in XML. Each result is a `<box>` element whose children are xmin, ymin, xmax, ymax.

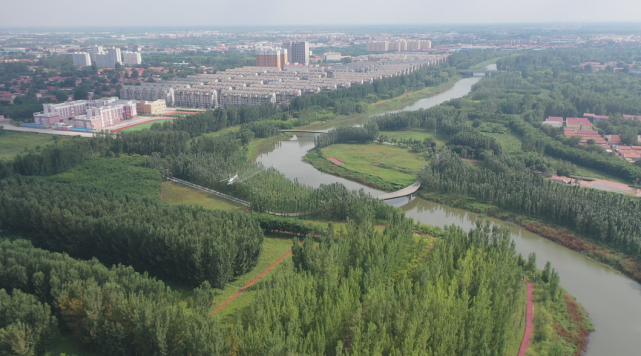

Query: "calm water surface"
<box><xmin>256</xmin><ymin>67</ymin><xmax>641</xmax><ymax>355</ymax></box>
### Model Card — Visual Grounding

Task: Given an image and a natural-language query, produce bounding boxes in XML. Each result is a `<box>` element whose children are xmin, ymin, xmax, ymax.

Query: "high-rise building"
<box><xmin>283</xmin><ymin>41</ymin><xmax>309</xmax><ymax>65</ymax></box>
<box><xmin>255</xmin><ymin>47</ymin><xmax>288</xmax><ymax>69</ymax></box>
<box><xmin>90</xmin><ymin>45</ymin><xmax>104</xmax><ymax>61</ymax></box>
<box><xmin>71</xmin><ymin>52</ymin><xmax>91</xmax><ymax>66</ymax></box>
<box><xmin>122</xmin><ymin>51</ymin><xmax>142</xmax><ymax>66</ymax></box>
<box><xmin>366</xmin><ymin>41</ymin><xmax>389</xmax><ymax>52</ymax></box>
<box><xmin>95</xmin><ymin>47</ymin><xmax>122</xmax><ymax>68</ymax></box>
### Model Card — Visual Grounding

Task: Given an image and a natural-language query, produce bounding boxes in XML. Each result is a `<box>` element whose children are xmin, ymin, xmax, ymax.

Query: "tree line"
<box><xmin>419</xmin><ymin>149</ymin><xmax>641</xmax><ymax>254</ymax></box>
<box><xmin>0</xmin><ymin>177</ymin><xmax>264</xmax><ymax>287</ymax></box>
<box><xmin>0</xmin><ymin>239</ymin><xmax>229</xmax><ymax>355</ymax></box>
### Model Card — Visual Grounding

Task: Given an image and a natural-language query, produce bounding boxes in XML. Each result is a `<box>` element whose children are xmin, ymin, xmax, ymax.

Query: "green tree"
<box><xmin>73</xmin><ymin>87</ymin><xmax>88</xmax><ymax>100</ymax></box>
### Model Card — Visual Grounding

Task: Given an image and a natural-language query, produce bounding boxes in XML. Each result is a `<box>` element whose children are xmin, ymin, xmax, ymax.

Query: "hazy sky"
<box><xmin>4</xmin><ymin>0</ymin><xmax>641</xmax><ymax>28</ymax></box>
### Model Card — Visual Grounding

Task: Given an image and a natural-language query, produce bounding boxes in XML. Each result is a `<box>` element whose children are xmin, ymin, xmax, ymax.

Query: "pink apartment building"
<box><xmin>33</xmin><ymin>97</ymin><xmax>137</xmax><ymax>129</ymax></box>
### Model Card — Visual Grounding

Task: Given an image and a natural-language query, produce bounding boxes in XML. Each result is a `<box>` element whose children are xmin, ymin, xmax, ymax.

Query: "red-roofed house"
<box><xmin>584</xmin><ymin>113</ymin><xmax>595</xmax><ymax>119</ymax></box>
<box><xmin>607</xmin><ymin>135</ymin><xmax>623</xmax><ymax>145</ymax></box>
<box><xmin>547</xmin><ymin>116</ymin><xmax>563</xmax><ymax>122</ymax></box>
<box><xmin>623</xmin><ymin>114</ymin><xmax>641</xmax><ymax>121</ymax></box>
<box><xmin>566</xmin><ymin>117</ymin><xmax>592</xmax><ymax>130</ymax></box>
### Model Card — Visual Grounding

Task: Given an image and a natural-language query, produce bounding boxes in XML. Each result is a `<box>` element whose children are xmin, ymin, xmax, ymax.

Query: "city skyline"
<box><xmin>3</xmin><ymin>0</ymin><xmax>641</xmax><ymax>28</ymax></box>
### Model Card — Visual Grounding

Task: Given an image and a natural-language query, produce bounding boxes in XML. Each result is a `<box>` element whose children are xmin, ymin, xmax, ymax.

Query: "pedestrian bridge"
<box><xmin>281</xmin><ymin>129</ymin><xmax>329</xmax><ymax>134</ymax></box>
<box><xmin>378</xmin><ymin>181</ymin><xmax>421</xmax><ymax>200</ymax></box>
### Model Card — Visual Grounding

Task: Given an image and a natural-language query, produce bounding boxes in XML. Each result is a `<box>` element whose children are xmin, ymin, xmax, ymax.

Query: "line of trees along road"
<box><xmin>0</xmin><ymin>177</ymin><xmax>264</xmax><ymax>288</ymax></box>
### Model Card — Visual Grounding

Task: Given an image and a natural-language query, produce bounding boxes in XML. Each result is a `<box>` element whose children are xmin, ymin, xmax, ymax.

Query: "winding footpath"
<box><xmin>518</xmin><ymin>280</ymin><xmax>534</xmax><ymax>356</ymax></box>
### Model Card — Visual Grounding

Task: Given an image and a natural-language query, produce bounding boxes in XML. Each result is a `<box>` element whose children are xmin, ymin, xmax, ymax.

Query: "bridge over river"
<box><xmin>281</xmin><ymin>129</ymin><xmax>329</xmax><ymax>134</ymax></box>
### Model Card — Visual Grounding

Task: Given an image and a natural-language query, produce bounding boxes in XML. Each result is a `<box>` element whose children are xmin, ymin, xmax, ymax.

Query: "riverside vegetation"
<box><xmin>305</xmin><ymin>47</ymin><xmax>641</xmax><ymax>283</ymax></box>
<box><xmin>0</xmin><ymin>49</ymin><xmax>588</xmax><ymax>355</ymax></box>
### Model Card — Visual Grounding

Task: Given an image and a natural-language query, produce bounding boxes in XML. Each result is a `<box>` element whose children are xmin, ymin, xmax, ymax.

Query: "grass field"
<box><xmin>118</xmin><ymin>119</ymin><xmax>174</xmax><ymax>132</ymax></box>
<box><xmin>483</xmin><ymin>131</ymin><xmax>524</xmax><ymax>154</ymax></box>
<box><xmin>48</xmin><ymin>155</ymin><xmax>162</xmax><ymax>198</ymax></box>
<box><xmin>162</xmin><ymin>181</ymin><xmax>246</xmax><ymax>212</ymax></box>
<box><xmin>212</xmin><ymin>235</ymin><xmax>294</xmax><ymax>325</ymax></box>
<box><xmin>322</xmin><ymin>143</ymin><xmax>424</xmax><ymax>187</ymax></box>
<box><xmin>0</xmin><ymin>131</ymin><xmax>66</xmax><ymax>161</ymax></box>
<box><xmin>380</xmin><ymin>129</ymin><xmax>449</xmax><ymax>149</ymax></box>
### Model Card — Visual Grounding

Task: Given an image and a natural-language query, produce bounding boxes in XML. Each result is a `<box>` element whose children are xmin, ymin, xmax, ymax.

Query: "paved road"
<box><xmin>0</xmin><ymin>119</ymin><xmax>94</xmax><ymax>137</ymax></box>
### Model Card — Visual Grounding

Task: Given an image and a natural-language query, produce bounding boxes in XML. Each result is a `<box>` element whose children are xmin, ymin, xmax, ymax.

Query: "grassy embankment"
<box><xmin>0</xmin><ymin>131</ymin><xmax>69</xmax><ymax>161</ymax></box>
<box><xmin>304</xmin><ymin>143</ymin><xmax>425</xmax><ymax>192</ymax></box>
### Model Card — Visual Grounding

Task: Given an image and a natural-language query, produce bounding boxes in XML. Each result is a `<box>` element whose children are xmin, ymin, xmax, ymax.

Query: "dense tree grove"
<box><xmin>0</xmin><ymin>288</ymin><xmax>58</xmax><ymax>356</ymax></box>
<box><xmin>447</xmin><ymin>49</ymin><xmax>507</xmax><ymax>69</ymax></box>
<box><xmin>0</xmin><ymin>177</ymin><xmax>264</xmax><ymax>287</ymax></box>
<box><xmin>419</xmin><ymin>149</ymin><xmax>641</xmax><ymax>253</ymax></box>
<box><xmin>235</xmin><ymin>212</ymin><xmax>525</xmax><ymax>355</ymax></box>
<box><xmin>314</xmin><ymin>122</ymin><xmax>379</xmax><ymax>148</ymax></box>
<box><xmin>0</xmin><ymin>239</ymin><xmax>229</xmax><ymax>355</ymax></box>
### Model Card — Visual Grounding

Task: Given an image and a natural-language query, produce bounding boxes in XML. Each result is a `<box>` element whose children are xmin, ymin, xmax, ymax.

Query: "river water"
<box><xmin>256</xmin><ymin>67</ymin><xmax>641</xmax><ymax>355</ymax></box>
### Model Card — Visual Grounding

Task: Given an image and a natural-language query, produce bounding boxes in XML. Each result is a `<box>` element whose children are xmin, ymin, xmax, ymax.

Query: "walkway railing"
<box><xmin>164</xmin><ymin>177</ymin><xmax>251</xmax><ymax>207</ymax></box>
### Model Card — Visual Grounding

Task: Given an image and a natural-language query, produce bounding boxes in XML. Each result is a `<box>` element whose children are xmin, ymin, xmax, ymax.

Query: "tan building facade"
<box><xmin>136</xmin><ymin>99</ymin><xmax>167</xmax><ymax>115</ymax></box>
<box><xmin>256</xmin><ymin>48</ymin><xmax>288</xmax><ymax>69</ymax></box>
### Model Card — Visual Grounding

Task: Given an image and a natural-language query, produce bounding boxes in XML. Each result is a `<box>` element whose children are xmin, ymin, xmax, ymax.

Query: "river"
<box><xmin>255</xmin><ymin>67</ymin><xmax>641</xmax><ymax>355</ymax></box>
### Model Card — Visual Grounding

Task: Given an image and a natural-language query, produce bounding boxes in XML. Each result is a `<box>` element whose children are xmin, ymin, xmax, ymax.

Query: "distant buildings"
<box><xmin>323</xmin><ymin>52</ymin><xmax>341</xmax><ymax>61</ymax></box>
<box><xmin>283</xmin><ymin>41</ymin><xmax>310</xmax><ymax>65</ymax></box>
<box><xmin>120</xmin><ymin>53</ymin><xmax>447</xmax><ymax>109</ymax></box>
<box><xmin>256</xmin><ymin>47</ymin><xmax>288</xmax><ymax>69</ymax></box>
<box><xmin>136</xmin><ymin>99</ymin><xmax>166</xmax><ymax>115</ymax></box>
<box><xmin>122</xmin><ymin>51</ymin><xmax>142</xmax><ymax>66</ymax></box>
<box><xmin>33</xmin><ymin>97</ymin><xmax>138</xmax><ymax>130</ymax></box>
<box><xmin>367</xmin><ymin>40</ymin><xmax>432</xmax><ymax>52</ymax></box>
<box><xmin>71</xmin><ymin>53</ymin><xmax>91</xmax><ymax>67</ymax></box>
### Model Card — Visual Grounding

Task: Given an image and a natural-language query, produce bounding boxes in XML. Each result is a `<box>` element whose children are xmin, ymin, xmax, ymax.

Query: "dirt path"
<box><xmin>518</xmin><ymin>280</ymin><xmax>534</xmax><ymax>356</ymax></box>
<box><xmin>208</xmin><ymin>247</ymin><xmax>295</xmax><ymax>317</ymax></box>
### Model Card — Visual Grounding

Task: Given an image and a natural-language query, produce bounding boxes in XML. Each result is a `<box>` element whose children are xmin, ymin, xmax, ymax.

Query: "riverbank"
<box><xmin>419</xmin><ymin>190</ymin><xmax>641</xmax><ymax>284</ymax></box>
<box><xmin>300</xmin><ymin>75</ymin><xmax>463</xmax><ymax>130</ymax></box>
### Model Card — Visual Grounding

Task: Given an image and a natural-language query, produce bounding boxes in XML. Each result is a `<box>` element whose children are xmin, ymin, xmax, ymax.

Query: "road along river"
<box><xmin>256</xmin><ymin>68</ymin><xmax>641</xmax><ymax>355</ymax></box>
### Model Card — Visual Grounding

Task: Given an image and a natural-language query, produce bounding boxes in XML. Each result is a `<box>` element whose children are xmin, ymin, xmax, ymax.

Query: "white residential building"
<box><xmin>122</xmin><ymin>51</ymin><xmax>142</xmax><ymax>66</ymax></box>
<box><xmin>324</xmin><ymin>52</ymin><xmax>341</xmax><ymax>61</ymax></box>
<box><xmin>95</xmin><ymin>47</ymin><xmax>122</xmax><ymax>68</ymax></box>
<box><xmin>71</xmin><ymin>52</ymin><xmax>91</xmax><ymax>66</ymax></box>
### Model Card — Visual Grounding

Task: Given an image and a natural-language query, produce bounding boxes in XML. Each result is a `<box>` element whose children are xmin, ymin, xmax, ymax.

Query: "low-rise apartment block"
<box><xmin>34</xmin><ymin>97</ymin><xmax>137</xmax><ymax>129</ymax></box>
<box><xmin>136</xmin><ymin>99</ymin><xmax>167</xmax><ymax>115</ymax></box>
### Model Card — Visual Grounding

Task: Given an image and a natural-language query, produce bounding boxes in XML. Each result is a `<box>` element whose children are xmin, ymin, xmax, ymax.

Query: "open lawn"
<box><xmin>0</xmin><ymin>131</ymin><xmax>66</xmax><ymax>161</ymax></box>
<box><xmin>483</xmin><ymin>132</ymin><xmax>524</xmax><ymax>154</ymax></box>
<box><xmin>211</xmin><ymin>235</ymin><xmax>294</xmax><ymax>325</ymax></box>
<box><xmin>48</xmin><ymin>155</ymin><xmax>161</xmax><ymax>198</ymax></box>
<box><xmin>162</xmin><ymin>180</ymin><xmax>246</xmax><ymax>212</ymax></box>
<box><xmin>322</xmin><ymin>143</ymin><xmax>424</xmax><ymax>187</ymax></box>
